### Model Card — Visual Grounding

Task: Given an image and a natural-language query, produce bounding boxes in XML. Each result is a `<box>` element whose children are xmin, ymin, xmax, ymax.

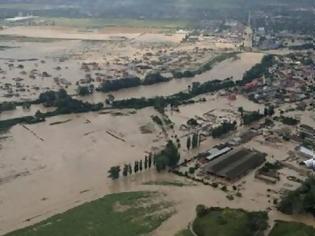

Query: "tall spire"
<box><xmin>248</xmin><ymin>10</ymin><xmax>251</xmax><ymax>27</ymax></box>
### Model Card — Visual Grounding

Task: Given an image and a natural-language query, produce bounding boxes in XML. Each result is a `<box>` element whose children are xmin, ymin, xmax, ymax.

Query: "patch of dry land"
<box><xmin>0</xmin><ymin>25</ymin><xmax>314</xmax><ymax>236</ymax></box>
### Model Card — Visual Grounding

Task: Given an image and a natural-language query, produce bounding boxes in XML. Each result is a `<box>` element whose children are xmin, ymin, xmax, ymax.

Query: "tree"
<box><xmin>242</xmin><ymin>111</ymin><xmax>264</xmax><ymax>125</ymax></box>
<box><xmin>152</xmin><ymin>153</ymin><xmax>156</xmax><ymax>166</ymax></box>
<box><xmin>35</xmin><ymin>110</ymin><xmax>44</xmax><ymax>119</ymax></box>
<box><xmin>144</xmin><ymin>156</ymin><xmax>148</xmax><ymax>169</ymax></box>
<box><xmin>238</xmin><ymin>106</ymin><xmax>244</xmax><ymax>117</ymax></box>
<box><xmin>134</xmin><ymin>161</ymin><xmax>139</xmax><ymax>173</ymax></box>
<box><xmin>268</xmin><ymin>106</ymin><xmax>275</xmax><ymax>116</ymax></box>
<box><xmin>187</xmin><ymin>118</ymin><xmax>198</xmax><ymax>127</ymax></box>
<box><xmin>123</xmin><ymin>164</ymin><xmax>129</xmax><ymax>177</ymax></box>
<box><xmin>196</xmin><ymin>204</ymin><xmax>207</xmax><ymax>217</ymax></box>
<box><xmin>188</xmin><ymin>85</ymin><xmax>192</xmax><ymax>92</ymax></box>
<box><xmin>148</xmin><ymin>154</ymin><xmax>152</xmax><ymax>168</ymax></box>
<box><xmin>192</xmin><ymin>133</ymin><xmax>199</xmax><ymax>149</ymax></box>
<box><xmin>139</xmin><ymin>160</ymin><xmax>143</xmax><ymax>171</ymax></box>
<box><xmin>165</xmin><ymin>140</ymin><xmax>180</xmax><ymax>168</ymax></box>
<box><xmin>278</xmin><ymin>177</ymin><xmax>315</xmax><ymax>215</ymax></box>
<box><xmin>212</xmin><ymin>121</ymin><xmax>237</xmax><ymax>138</ymax></box>
<box><xmin>128</xmin><ymin>164</ymin><xmax>132</xmax><ymax>175</ymax></box>
<box><xmin>186</xmin><ymin>135</ymin><xmax>191</xmax><ymax>150</ymax></box>
<box><xmin>77</xmin><ymin>86</ymin><xmax>92</xmax><ymax>96</ymax></box>
<box><xmin>108</xmin><ymin>166</ymin><xmax>121</xmax><ymax>180</ymax></box>
<box><xmin>154</xmin><ymin>140</ymin><xmax>180</xmax><ymax>171</ymax></box>
<box><xmin>155</xmin><ymin>154</ymin><xmax>168</xmax><ymax>172</ymax></box>
<box><xmin>264</xmin><ymin>107</ymin><xmax>268</xmax><ymax>116</ymax></box>
<box><xmin>106</xmin><ymin>94</ymin><xmax>115</xmax><ymax>105</ymax></box>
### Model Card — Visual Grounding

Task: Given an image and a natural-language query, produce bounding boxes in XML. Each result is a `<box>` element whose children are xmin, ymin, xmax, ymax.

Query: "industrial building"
<box><xmin>203</xmin><ymin>148</ymin><xmax>266</xmax><ymax>181</ymax></box>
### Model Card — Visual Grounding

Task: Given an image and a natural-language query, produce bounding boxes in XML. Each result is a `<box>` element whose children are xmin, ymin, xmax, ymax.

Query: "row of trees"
<box><xmin>186</xmin><ymin>133</ymin><xmax>200</xmax><ymax>150</ymax></box>
<box><xmin>97</xmin><ymin>76</ymin><xmax>141</xmax><ymax>92</ymax></box>
<box><xmin>108</xmin><ymin>155</ymin><xmax>155</xmax><ymax>180</ymax></box>
<box><xmin>97</xmin><ymin>73</ymin><xmax>171</xmax><ymax>93</ymax></box>
<box><xmin>108</xmin><ymin>140</ymin><xmax>180</xmax><ymax>179</ymax></box>
<box><xmin>241</xmin><ymin>55</ymin><xmax>274</xmax><ymax>85</ymax></box>
<box><xmin>242</xmin><ymin>111</ymin><xmax>264</xmax><ymax>125</ymax></box>
<box><xmin>0</xmin><ymin>101</ymin><xmax>16</xmax><ymax>112</ymax></box>
<box><xmin>278</xmin><ymin>116</ymin><xmax>300</xmax><ymax>126</ymax></box>
<box><xmin>172</xmin><ymin>52</ymin><xmax>239</xmax><ymax>79</ymax></box>
<box><xmin>110</xmin><ymin>55</ymin><xmax>274</xmax><ymax>111</ymax></box>
<box><xmin>212</xmin><ymin>121</ymin><xmax>237</xmax><ymax>138</ymax></box>
<box><xmin>38</xmin><ymin>89</ymin><xmax>103</xmax><ymax>115</ymax></box>
<box><xmin>238</xmin><ymin>106</ymin><xmax>274</xmax><ymax>126</ymax></box>
<box><xmin>98</xmin><ymin>53</ymin><xmax>238</xmax><ymax>94</ymax></box>
<box><xmin>1</xmin><ymin>89</ymin><xmax>105</xmax><ymax>131</ymax></box>
<box><xmin>110</xmin><ymin>55</ymin><xmax>275</xmax><ymax>111</ymax></box>
<box><xmin>112</xmin><ymin>79</ymin><xmax>236</xmax><ymax>110</ymax></box>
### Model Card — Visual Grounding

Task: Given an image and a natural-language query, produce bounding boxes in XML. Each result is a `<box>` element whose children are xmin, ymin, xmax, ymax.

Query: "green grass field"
<box><xmin>192</xmin><ymin>208</ymin><xmax>268</xmax><ymax>236</ymax></box>
<box><xmin>5</xmin><ymin>191</ymin><xmax>175</xmax><ymax>236</ymax></box>
<box><xmin>175</xmin><ymin>228</ymin><xmax>194</xmax><ymax>236</ymax></box>
<box><xmin>269</xmin><ymin>221</ymin><xmax>315</xmax><ymax>236</ymax></box>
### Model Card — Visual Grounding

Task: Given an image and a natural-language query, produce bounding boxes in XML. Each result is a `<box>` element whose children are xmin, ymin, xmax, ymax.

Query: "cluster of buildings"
<box><xmin>244</xmin><ymin>53</ymin><xmax>315</xmax><ymax>107</ymax></box>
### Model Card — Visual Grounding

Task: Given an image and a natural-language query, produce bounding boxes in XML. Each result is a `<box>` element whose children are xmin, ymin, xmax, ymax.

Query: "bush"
<box><xmin>97</xmin><ymin>76</ymin><xmax>141</xmax><ymax>92</ymax></box>
<box><xmin>0</xmin><ymin>102</ymin><xmax>16</xmax><ymax>112</ymax></box>
<box><xmin>212</xmin><ymin>121</ymin><xmax>237</xmax><ymax>138</ymax></box>
<box><xmin>189</xmin><ymin>167</ymin><xmax>195</xmax><ymax>174</ymax></box>
<box><xmin>196</xmin><ymin>204</ymin><xmax>207</xmax><ymax>217</ymax></box>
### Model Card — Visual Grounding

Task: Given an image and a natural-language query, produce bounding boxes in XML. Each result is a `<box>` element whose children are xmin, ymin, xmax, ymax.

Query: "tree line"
<box><xmin>112</xmin><ymin>79</ymin><xmax>235</xmax><ymax>110</ymax></box>
<box><xmin>108</xmin><ymin>140</ymin><xmax>180</xmax><ymax>179</ymax></box>
<box><xmin>97</xmin><ymin>53</ymin><xmax>239</xmax><ymax>93</ymax></box>
<box><xmin>241</xmin><ymin>55</ymin><xmax>274</xmax><ymax>85</ymax></box>
<box><xmin>97</xmin><ymin>73</ymin><xmax>172</xmax><ymax>93</ymax></box>
<box><xmin>0</xmin><ymin>89</ymin><xmax>104</xmax><ymax>131</ymax></box>
<box><xmin>278</xmin><ymin>177</ymin><xmax>315</xmax><ymax>216</ymax></box>
<box><xmin>186</xmin><ymin>133</ymin><xmax>201</xmax><ymax>150</ymax></box>
<box><xmin>212</xmin><ymin>121</ymin><xmax>237</xmax><ymax>138</ymax></box>
<box><xmin>108</xmin><ymin>154</ymin><xmax>154</xmax><ymax>180</ymax></box>
<box><xmin>110</xmin><ymin>55</ymin><xmax>275</xmax><ymax>111</ymax></box>
<box><xmin>239</xmin><ymin>106</ymin><xmax>274</xmax><ymax>126</ymax></box>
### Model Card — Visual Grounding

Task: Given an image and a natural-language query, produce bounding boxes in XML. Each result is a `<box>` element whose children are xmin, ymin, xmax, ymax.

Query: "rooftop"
<box><xmin>204</xmin><ymin>148</ymin><xmax>266</xmax><ymax>180</ymax></box>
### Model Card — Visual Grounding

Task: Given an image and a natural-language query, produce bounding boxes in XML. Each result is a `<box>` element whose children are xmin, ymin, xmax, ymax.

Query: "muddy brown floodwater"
<box><xmin>0</xmin><ymin>108</ymin><xmax>166</xmax><ymax>234</ymax></box>
<box><xmin>0</xmin><ymin>30</ymin><xmax>313</xmax><ymax>235</ymax></box>
<box><xmin>81</xmin><ymin>52</ymin><xmax>264</xmax><ymax>103</ymax></box>
<box><xmin>1</xmin><ymin>102</ymin><xmax>315</xmax><ymax>236</ymax></box>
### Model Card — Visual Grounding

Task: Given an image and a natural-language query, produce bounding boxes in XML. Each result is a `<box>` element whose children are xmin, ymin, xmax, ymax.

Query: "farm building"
<box><xmin>299</xmin><ymin>124</ymin><xmax>315</xmax><ymax>143</ymax></box>
<box><xmin>206</xmin><ymin>146</ymin><xmax>232</xmax><ymax>161</ymax></box>
<box><xmin>203</xmin><ymin>148</ymin><xmax>266</xmax><ymax>181</ymax></box>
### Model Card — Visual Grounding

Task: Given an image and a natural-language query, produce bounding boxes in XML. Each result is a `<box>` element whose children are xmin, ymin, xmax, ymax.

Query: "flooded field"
<box><xmin>0</xmin><ymin>108</ymin><xmax>166</xmax><ymax>234</ymax></box>
<box><xmin>0</xmin><ymin>26</ymin><xmax>261</xmax><ymax>104</ymax></box>
<box><xmin>0</xmin><ymin>26</ymin><xmax>314</xmax><ymax>236</ymax></box>
<box><xmin>82</xmin><ymin>52</ymin><xmax>263</xmax><ymax>103</ymax></box>
<box><xmin>1</xmin><ymin>92</ymin><xmax>315</xmax><ymax>235</ymax></box>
